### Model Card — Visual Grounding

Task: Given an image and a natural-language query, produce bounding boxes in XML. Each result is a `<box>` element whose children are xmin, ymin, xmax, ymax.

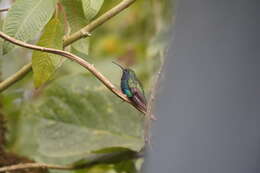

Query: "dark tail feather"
<box><xmin>131</xmin><ymin>95</ymin><xmax>147</xmax><ymax>112</ymax></box>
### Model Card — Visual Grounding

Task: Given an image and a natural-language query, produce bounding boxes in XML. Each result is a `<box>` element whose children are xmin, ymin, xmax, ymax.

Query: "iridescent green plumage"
<box><xmin>113</xmin><ymin>62</ymin><xmax>147</xmax><ymax>112</ymax></box>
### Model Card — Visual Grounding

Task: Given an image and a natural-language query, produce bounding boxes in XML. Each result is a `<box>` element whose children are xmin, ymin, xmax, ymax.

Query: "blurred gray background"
<box><xmin>144</xmin><ymin>0</ymin><xmax>260</xmax><ymax>172</ymax></box>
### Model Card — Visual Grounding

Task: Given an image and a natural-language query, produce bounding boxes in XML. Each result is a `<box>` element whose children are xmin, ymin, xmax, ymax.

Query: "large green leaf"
<box><xmin>2</xmin><ymin>0</ymin><xmax>56</xmax><ymax>54</ymax></box>
<box><xmin>61</xmin><ymin>0</ymin><xmax>89</xmax><ymax>59</ymax></box>
<box><xmin>61</xmin><ymin>0</ymin><xmax>87</xmax><ymax>34</ymax></box>
<box><xmin>114</xmin><ymin>160</ymin><xmax>138</xmax><ymax>173</ymax></box>
<box><xmin>19</xmin><ymin>74</ymin><xmax>144</xmax><ymax>162</ymax></box>
<box><xmin>61</xmin><ymin>0</ymin><xmax>104</xmax><ymax>58</ymax></box>
<box><xmin>32</xmin><ymin>17</ymin><xmax>64</xmax><ymax>88</ymax></box>
<box><xmin>81</xmin><ymin>0</ymin><xmax>104</xmax><ymax>20</ymax></box>
<box><xmin>81</xmin><ymin>160</ymin><xmax>139</xmax><ymax>173</ymax></box>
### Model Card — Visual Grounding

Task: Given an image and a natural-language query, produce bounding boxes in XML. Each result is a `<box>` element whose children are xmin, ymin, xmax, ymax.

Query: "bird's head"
<box><xmin>112</xmin><ymin>61</ymin><xmax>137</xmax><ymax>81</ymax></box>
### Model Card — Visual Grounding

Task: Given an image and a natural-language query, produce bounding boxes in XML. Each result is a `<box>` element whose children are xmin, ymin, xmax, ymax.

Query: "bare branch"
<box><xmin>0</xmin><ymin>31</ymin><xmax>145</xmax><ymax>114</ymax></box>
<box><xmin>0</xmin><ymin>63</ymin><xmax>32</xmax><ymax>92</ymax></box>
<box><xmin>0</xmin><ymin>163</ymin><xmax>73</xmax><ymax>172</ymax></box>
<box><xmin>144</xmin><ymin>59</ymin><xmax>164</xmax><ymax>142</ymax></box>
<box><xmin>64</xmin><ymin>0</ymin><xmax>136</xmax><ymax>46</ymax></box>
<box><xmin>0</xmin><ymin>0</ymin><xmax>136</xmax><ymax>92</ymax></box>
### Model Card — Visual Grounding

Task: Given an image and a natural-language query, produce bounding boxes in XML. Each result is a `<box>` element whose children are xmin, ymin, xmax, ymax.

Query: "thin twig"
<box><xmin>64</xmin><ymin>0</ymin><xmax>136</xmax><ymax>46</ymax></box>
<box><xmin>0</xmin><ymin>163</ymin><xmax>74</xmax><ymax>172</ymax></box>
<box><xmin>0</xmin><ymin>0</ymin><xmax>136</xmax><ymax>93</ymax></box>
<box><xmin>0</xmin><ymin>150</ymin><xmax>142</xmax><ymax>172</ymax></box>
<box><xmin>0</xmin><ymin>8</ymin><xmax>9</xmax><ymax>13</ymax></box>
<box><xmin>0</xmin><ymin>63</ymin><xmax>32</xmax><ymax>92</ymax></box>
<box><xmin>0</xmin><ymin>31</ymin><xmax>145</xmax><ymax>114</ymax></box>
<box><xmin>147</xmin><ymin>60</ymin><xmax>164</xmax><ymax>119</ymax></box>
<box><xmin>144</xmin><ymin>59</ymin><xmax>164</xmax><ymax>142</ymax></box>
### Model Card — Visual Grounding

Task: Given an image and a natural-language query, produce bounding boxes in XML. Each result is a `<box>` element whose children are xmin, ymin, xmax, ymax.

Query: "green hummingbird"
<box><xmin>113</xmin><ymin>62</ymin><xmax>147</xmax><ymax>112</ymax></box>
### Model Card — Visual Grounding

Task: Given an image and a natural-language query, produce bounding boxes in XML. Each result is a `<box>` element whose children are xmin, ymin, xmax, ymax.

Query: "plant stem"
<box><xmin>64</xmin><ymin>0</ymin><xmax>136</xmax><ymax>46</ymax></box>
<box><xmin>0</xmin><ymin>63</ymin><xmax>32</xmax><ymax>92</ymax></box>
<box><xmin>0</xmin><ymin>31</ymin><xmax>145</xmax><ymax>114</ymax></box>
<box><xmin>0</xmin><ymin>163</ymin><xmax>73</xmax><ymax>172</ymax></box>
<box><xmin>0</xmin><ymin>0</ymin><xmax>136</xmax><ymax>93</ymax></box>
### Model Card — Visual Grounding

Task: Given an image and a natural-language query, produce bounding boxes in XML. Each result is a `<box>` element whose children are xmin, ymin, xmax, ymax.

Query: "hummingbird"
<box><xmin>113</xmin><ymin>61</ymin><xmax>147</xmax><ymax>113</ymax></box>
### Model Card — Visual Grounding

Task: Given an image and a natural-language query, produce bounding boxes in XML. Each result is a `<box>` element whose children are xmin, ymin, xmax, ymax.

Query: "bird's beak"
<box><xmin>112</xmin><ymin>61</ymin><xmax>125</xmax><ymax>70</ymax></box>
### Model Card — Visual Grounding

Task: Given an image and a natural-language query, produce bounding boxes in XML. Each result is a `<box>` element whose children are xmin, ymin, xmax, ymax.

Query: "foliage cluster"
<box><xmin>0</xmin><ymin>0</ymin><xmax>172</xmax><ymax>172</ymax></box>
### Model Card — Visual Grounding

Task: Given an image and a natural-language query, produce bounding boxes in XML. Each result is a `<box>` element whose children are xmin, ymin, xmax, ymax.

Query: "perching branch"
<box><xmin>0</xmin><ymin>0</ymin><xmax>136</xmax><ymax>93</ymax></box>
<box><xmin>0</xmin><ymin>150</ymin><xmax>143</xmax><ymax>172</ymax></box>
<box><xmin>0</xmin><ymin>31</ymin><xmax>145</xmax><ymax>114</ymax></box>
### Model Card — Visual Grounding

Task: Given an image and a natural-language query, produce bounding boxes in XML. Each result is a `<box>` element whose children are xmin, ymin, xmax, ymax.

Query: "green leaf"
<box><xmin>82</xmin><ymin>165</ymin><xmax>116</xmax><ymax>173</ymax></box>
<box><xmin>61</xmin><ymin>0</ymin><xmax>87</xmax><ymax>34</ymax></box>
<box><xmin>80</xmin><ymin>160</ymin><xmax>141</xmax><ymax>173</ymax></box>
<box><xmin>21</xmin><ymin>74</ymin><xmax>144</xmax><ymax>162</ymax></box>
<box><xmin>61</xmin><ymin>0</ymin><xmax>89</xmax><ymax>58</ymax></box>
<box><xmin>81</xmin><ymin>0</ymin><xmax>104</xmax><ymax>20</ymax></box>
<box><xmin>32</xmin><ymin>17</ymin><xmax>64</xmax><ymax>88</ymax></box>
<box><xmin>71</xmin><ymin>38</ymin><xmax>90</xmax><ymax>58</ymax></box>
<box><xmin>2</xmin><ymin>0</ymin><xmax>56</xmax><ymax>54</ymax></box>
<box><xmin>114</xmin><ymin>160</ymin><xmax>137</xmax><ymax>173</ymax></box>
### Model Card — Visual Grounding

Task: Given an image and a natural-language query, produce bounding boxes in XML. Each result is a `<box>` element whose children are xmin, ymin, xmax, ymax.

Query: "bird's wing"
<box><xmin>131</xmin><ymin>87</ymin><xmax>146</xmax><ymax>105</ymax></box>
<box><xmin>128</xmin><ymin>78</ymin><xmax>147</xmax><ymax>112</ymax></box>
<box><xmin>135</xmin><ymin>78</ymin><xmax>147</xmax><ymax>103</ymax></box>
<box><xmin>131</xmin><ymin>91</ymin><xmax>147</xmax><ymax>112</ymax></box>
<box><xmin>131</xmin><ymin>88</ymin><xmax>146</xmax><ymax>111</ymax></box>
<box><xmin>127</xmin><ymin>76</ymin><xmax>136</xmax><ymax>89</ymax></box>
<box><xmin>127</xmin><ymin>73</ymin><xmax>146</xmax><ymax>99</ymax></box>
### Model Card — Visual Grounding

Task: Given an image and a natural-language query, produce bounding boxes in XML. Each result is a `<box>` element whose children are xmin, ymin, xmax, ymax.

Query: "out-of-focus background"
<box><xmin>0</xmin><ymin>0</ymin><xmax>174</xmax><ymax>173</ymax></box>
<box><xmin>144</xmin><ymin>0</ymin><xmax>260</xmax><ymax>173</ymax></box>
